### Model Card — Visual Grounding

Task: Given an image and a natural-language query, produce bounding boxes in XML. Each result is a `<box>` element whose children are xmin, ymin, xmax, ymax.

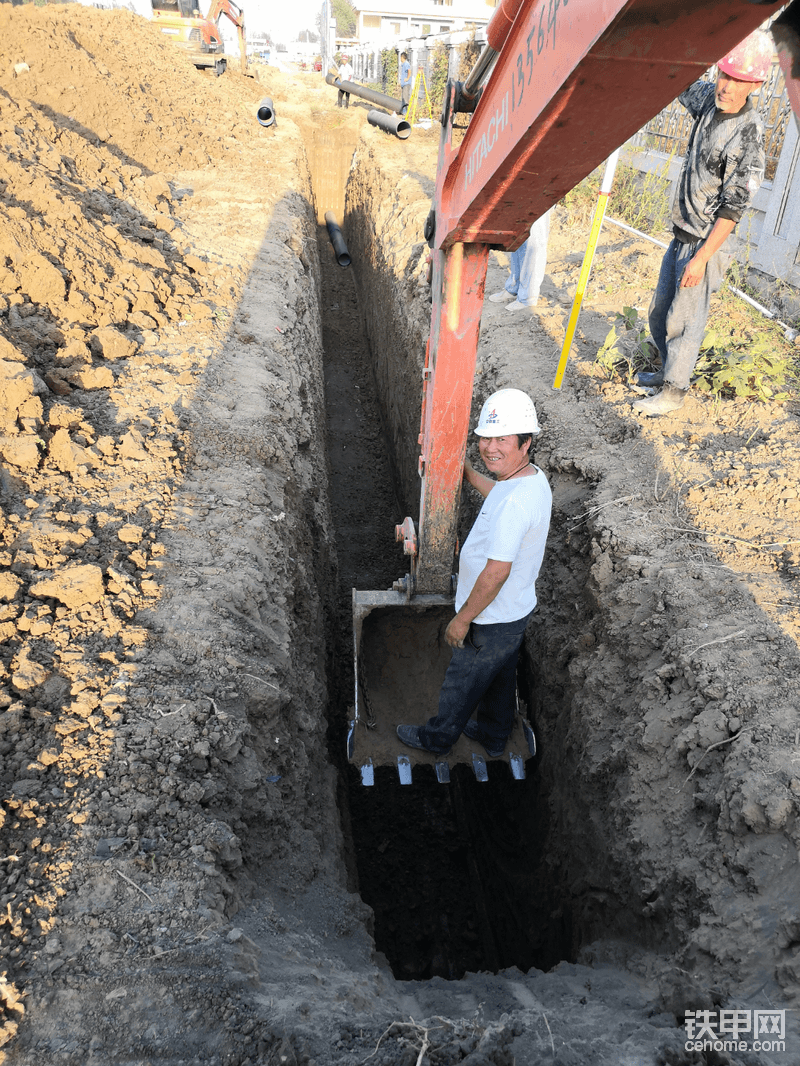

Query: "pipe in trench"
<box><xmin>325</xmin><ymin>211</ymin><xmax>351</xmax><ymax>267</ymax></box>
<box><xmin>256</xmin><ymin>97</ymin><xmax>276</xmax><ymax>127</ymax></box>
<box><xmin>325</xmin><ymin>72</ymin><xmax>403</xmax><ymax>114</ymax></box>
<box><xmin>367</xmin><ymin>109</ymin><xmax>411</xmax><ymax>140</ymax></box>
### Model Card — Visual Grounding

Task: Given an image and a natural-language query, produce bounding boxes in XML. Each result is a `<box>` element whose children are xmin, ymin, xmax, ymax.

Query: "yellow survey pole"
<box><xmin>553</xmin><ymin>148</ymin><xmax>620</xmax><ymax>389</ymax></box>
<box><xmin>407</xmin><ymin>69</ymin><xmax>433</xmax><ymax>126</ymax></box>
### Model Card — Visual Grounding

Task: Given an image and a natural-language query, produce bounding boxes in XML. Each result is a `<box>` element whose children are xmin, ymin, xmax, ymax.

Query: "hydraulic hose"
<box><xmin>461</xmin><ymin>0</ymin><xmax>525</xmax><ymax>102</ymax></box>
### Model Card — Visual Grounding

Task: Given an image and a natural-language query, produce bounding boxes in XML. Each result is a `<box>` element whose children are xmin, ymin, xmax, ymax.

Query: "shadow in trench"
<box><xmin>316</xmin><ymin>204</ymin><xmax>576</xmax><ymax>979</ymax></box>
<box><xmin>347</xmin><ymin>759</ymin><xmax>574</xmax><ymax>981</ymax></box>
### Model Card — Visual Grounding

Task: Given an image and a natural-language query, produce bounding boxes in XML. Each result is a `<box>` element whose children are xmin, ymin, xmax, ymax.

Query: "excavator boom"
<box><xmin>420</xmin><ymin>0</ymin><xmax>796</xmax><ymax>595</ymax></box>
<box><xmin>206</xmin><ymin>0</ymin><xmax>247</xmax><ymax>74</ymax></box>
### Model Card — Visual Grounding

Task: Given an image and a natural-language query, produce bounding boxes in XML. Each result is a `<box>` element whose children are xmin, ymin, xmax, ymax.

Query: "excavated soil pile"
<box><xmin>0</xmin><ymin>6</ymin><xmax>799</xmax><ymax>1066</ymax></box>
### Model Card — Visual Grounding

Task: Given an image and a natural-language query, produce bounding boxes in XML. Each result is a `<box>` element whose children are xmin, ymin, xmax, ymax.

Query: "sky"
<box><xmin>252</xmin><ymin>0</ymin><xmax>322</xmax><ymax>41</ymax></box>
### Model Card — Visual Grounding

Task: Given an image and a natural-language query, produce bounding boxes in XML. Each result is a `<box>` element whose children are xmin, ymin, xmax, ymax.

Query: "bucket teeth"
<box><xmin>509</xmin><ymin>752</ymin><xmax>526</xmax><ymax>780</ymax></box>
<box><xmin>359</xmin><ymin>760</ymin><xmax>374</xmax><ymax>786</ymax></box>
<box><xmin>397</xmin><ymin>755</ymin><xmax>413</xmax><ymax>785</ymax></box>
<box><xmin>471</xmin><ymin>753</ymin><xmax>488</xmax><ymax>782</ymax></box>
<box><xmin>435</xmin><ymin>761</ymin><xmax>450</xmax><ymax>784</ymax></box>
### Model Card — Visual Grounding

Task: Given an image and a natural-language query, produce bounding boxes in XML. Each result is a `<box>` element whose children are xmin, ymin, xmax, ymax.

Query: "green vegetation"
<box><xmin>330</xmin><ymin>0</ymin><xmax>357</xmax><ymax>38</ymax></box>
<box><xmin>693</xmin><ymin>322</ymin><xmax>792</xmax><ymax>402</ymax></box>
<box><xmin>380</xmin><ymin>48</ymin><xmax>398</xmax><ymax>96</ymax></box>
<box><xmin>608</xmin><ymin>157</ymin><xmax>674</xmax><ymax>234</ymax></box>
<box><xmin>595</xmin><ymin>298</ymin><xmax>798</xmax><ymax>403</ymax></box>
<box><xmin>562</xmin><ymin>156</ymin><xmax>674</xmax><ymax>236</ymax></box>
<box><xmin>594</xmin><ymin>307</ymin><xmax>654</xmax><ymax>385</ymax></box>
<box><xmin>457</xmin><ymin>26</ymin><xmax>481</xmax><ymax>82</ymax></box>
<box><xmin>428</xmin><ymin>43</ymin><xmax>449</xmax><ymax>117</ymax></box>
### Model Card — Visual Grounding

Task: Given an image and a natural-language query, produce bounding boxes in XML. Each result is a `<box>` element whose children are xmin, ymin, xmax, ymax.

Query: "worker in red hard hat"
<box><xmin>632</xmin><ymin>28</ymin><xmax>773</xmax><ymax>417</ymax></box>
<box><xmin>337</xmin><ymin>55</ymin><xmax>353</xmax><ymax>108</ymax></box>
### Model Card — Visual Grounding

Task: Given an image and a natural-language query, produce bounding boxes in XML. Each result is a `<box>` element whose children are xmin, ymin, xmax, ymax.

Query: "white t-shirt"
<box><xmin>339</xmin><ymin>63</ymin><xmax>353</xmax><ymax>81</ymax></box>
<box><xmin>455</xmin><ymin>469</ymin><xmax>552</xmax><ymax>624</ymax></box>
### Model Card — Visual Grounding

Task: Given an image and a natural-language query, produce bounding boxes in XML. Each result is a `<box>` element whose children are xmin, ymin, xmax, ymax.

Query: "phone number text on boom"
<box><xmin>462</xmin><ymin>0</ymin><xmax>567</xmax><ymax>191</ymax></box>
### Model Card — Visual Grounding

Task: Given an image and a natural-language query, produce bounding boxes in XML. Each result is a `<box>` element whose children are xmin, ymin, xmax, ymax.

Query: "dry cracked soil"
<box><xmin>1</xmin><ymin>7</ymin><xmax>800</xmax><ymax>1066</ymax></box>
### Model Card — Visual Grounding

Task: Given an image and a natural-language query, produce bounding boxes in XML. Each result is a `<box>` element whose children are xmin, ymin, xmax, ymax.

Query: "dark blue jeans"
<box><xmin>418</xmin><ymin>612</ymin><xmax>532</xmax><ymax>754</ymax></box>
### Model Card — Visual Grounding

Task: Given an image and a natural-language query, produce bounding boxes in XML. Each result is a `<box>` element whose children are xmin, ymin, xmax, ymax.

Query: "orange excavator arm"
<box><xmin>206</xmin><ymin>0</ymin><xmax>247</xmax><ymax>74</ymax></box>
<box><xmin>413</xmin><ymin>0</ymin><xmax>800</xmax><ymax>596</ymax></box>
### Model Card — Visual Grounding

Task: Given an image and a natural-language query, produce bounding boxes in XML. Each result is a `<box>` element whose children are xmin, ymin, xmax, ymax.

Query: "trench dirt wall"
<box><xmin>341</xmin><ymin>123</ymin><xmax>800</xmax><ymax>1014</ymax></box>
<box><xmin>0</xmin><ymin>13</ymin><xmax>369</xmax><ymax>1060</ymax></box>
<box><xmin>344</xmin><ymin>131</ymin><xmax>437</xmax><ymax>518</ymax></box>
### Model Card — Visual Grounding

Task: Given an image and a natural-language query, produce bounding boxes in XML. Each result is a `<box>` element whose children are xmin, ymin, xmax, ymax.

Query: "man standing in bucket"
<box><xmin>632</xmin><ymin>29</ymin><xmax>772</xmax><ymax>417</ymax></box>
<box><xmin>397</xmin><ymin>389</ymin><xmax>552</xmax><ymax>758</ymax></box>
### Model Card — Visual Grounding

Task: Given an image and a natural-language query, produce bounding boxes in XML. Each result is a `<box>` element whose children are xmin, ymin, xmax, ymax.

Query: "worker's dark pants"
<box><xmin>418</xmin><ymin>612</ymin><xmax>532</xmax><ymax>754</ymax></box>
<box><xmin>337</xmin><ymin>89</ymin><xmax>350</xmax><ymax>108</ymax></box>
<box><xmin>648</xmin><ymin>236</ymin><xmax>731</xmax><ymax>391</ymax></box>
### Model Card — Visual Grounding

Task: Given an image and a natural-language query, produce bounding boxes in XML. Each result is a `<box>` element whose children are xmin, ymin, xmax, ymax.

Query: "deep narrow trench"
<box><xmin>312</xmin><ymin>131</ymin><xmax>583</xmax><ymax>981</ymax></box>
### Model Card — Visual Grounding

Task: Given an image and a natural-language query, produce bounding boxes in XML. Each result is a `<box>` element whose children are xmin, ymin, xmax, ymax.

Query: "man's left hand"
<box><xmin>445</xmin><ymin>616</ymin><xmax>469</xmax><ymax>648</ymax></box>
<box><xmin>680</xmin><ymin>254</ymin><xmax>707</xmax><ymax>288</ymax></box>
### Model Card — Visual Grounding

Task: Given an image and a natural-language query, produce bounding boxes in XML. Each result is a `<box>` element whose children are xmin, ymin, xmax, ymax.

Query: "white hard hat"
<box><xmin>474</xmin><ymin>388</ymin><xmax>541</xmax><ymax>436</ymax></box>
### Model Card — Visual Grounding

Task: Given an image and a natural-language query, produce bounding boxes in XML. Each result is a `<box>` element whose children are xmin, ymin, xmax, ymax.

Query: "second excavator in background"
<box><xmin>150</xmin><ymin>0</ymin><xmax>247</xmax><ymax>76</ymax></box>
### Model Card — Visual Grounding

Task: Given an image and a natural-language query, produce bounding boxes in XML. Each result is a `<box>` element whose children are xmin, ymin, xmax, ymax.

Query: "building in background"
<box><xmin>355</xmin><ymin>0</ymin><xmax>491</xmax><ymax>42</ymax></box>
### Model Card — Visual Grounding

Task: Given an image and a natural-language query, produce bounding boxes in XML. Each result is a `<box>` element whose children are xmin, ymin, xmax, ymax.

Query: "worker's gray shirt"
<box><xmin>672</xmin><ymin>81</ymin><xmax>765</xmax><ymax>241</ymax></box>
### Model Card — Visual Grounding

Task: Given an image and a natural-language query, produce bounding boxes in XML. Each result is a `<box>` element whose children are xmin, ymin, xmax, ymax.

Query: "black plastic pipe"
<box><xmin>324</xmin><ymin>211</ymin><xmax>351</xmax><ymax>267</ymax></box>
<box><xmin>367</xmin><ymin>109</ymin><xmax>411</xmax><ymax>140</ymax></box>
<box><xmin>324</xmin><ymin>72</ymin><xmax>403</xmax><ymax>113</ymax></box>
<box><xmin>256</xmin><ymin>97</ymin><xmax>276</xmax><ymax>127</ymax></box>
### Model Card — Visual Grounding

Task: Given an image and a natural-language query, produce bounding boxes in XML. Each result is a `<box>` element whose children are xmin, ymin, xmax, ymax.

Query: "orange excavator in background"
<box><xmin>151</xmin><ymin>0</ymin><xmax>247</xmax><ymax>76</ymax></box>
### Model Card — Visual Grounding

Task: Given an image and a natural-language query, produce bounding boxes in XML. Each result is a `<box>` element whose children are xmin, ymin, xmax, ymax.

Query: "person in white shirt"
<box><xmin>337</xmin><ymin>56</ymin><xmax>353</xmax><ymax>108</ymax></box>
<box><xmin>397</xmin><ymin>389</ymin><xmax>552</xmax><ymax>757</ymax></box>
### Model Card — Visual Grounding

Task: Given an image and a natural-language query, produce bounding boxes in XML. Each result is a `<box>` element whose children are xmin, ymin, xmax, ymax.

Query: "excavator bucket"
<box><xmin>349</xmin><ymin>590</ymin><xmax>536</xmax><ymax>786</ymax></box>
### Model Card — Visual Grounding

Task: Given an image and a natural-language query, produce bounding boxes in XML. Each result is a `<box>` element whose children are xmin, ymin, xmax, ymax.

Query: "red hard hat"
<box><xmin>717</xmin><ymin>29</ymin><xmax>773</xmax><ymax>83</ymax></box>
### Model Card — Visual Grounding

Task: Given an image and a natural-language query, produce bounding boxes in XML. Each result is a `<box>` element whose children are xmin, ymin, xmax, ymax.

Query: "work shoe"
<box><xmin>632</xmin><ymin>384</ymin><xmax>688</xmax><ymax>417</ymax></box>
<box><xmin>396</xmin><ymin>725</ymin><xmax>450</xmax><ymax>757</ymax></box>
<box><xmin>488</xmin><ymin>290</ymin><xmax>514</xmax><ymax>303</ymax></box>
<box><xmin>635</xmin><ymin>369</ymin><xmax>664</xmax><ymax>388</ymax></box>
<box><xmin>506</xmin><ymin>299</ymin><xmax>536</xmax><ymax>311</ymax></box>
<box><xmin>462</xmin><ymin>720</ymin><xmax>506</xmax><ymax>758</ymax></box>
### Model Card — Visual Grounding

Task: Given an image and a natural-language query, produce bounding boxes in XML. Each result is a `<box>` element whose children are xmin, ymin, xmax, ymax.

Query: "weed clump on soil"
<box><xmin>704</xmin><ymin>287</ymin><xmax>800</xmax><ymax>400</ymax></box>
<box><xmin>596</xmin><ymin>295</ymin><xmax>800</xmax><ymax>402</ymax></box>
<box><xmin>364</xmin><ymin>1017</ymin><xmax>514</xmax><ymax>1066</ymax></box>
